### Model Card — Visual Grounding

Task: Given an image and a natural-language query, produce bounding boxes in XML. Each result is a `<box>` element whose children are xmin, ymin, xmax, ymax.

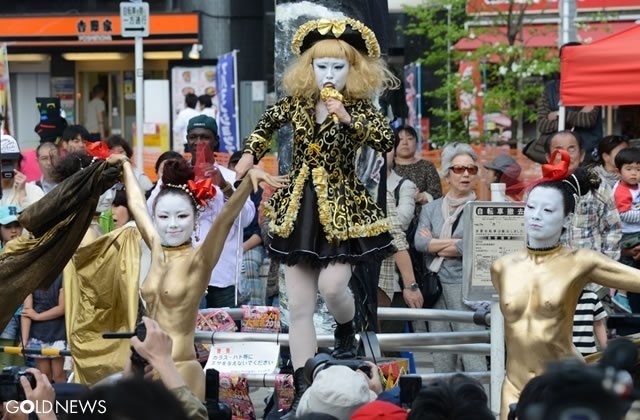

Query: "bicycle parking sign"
<box><xmin>120</xmin><ymin>2</ymin><xmax>149</xmax><ymax>38</ymax></box>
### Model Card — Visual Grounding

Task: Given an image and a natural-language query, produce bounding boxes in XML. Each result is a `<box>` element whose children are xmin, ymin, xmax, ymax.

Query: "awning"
<box><xmin>560</xmin><ymin>24</ymin><xmax>640</xmax><ymax>106</ymax></box>
<box><xmin>455</xmin><ymin>21</ymin><xmax>637</xmax><ymax>51</ymax></box>
<box><xmin>0</xmin><ymin>13</ymin><xmax>199</xmax><ymax>52</ymax></box>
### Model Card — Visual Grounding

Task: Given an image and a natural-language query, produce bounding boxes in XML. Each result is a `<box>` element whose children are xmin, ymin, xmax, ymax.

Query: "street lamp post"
<box><xmin>446</xmin><ymin>4</ymin><xmax>452</xmax><ymax>142</ymax></box>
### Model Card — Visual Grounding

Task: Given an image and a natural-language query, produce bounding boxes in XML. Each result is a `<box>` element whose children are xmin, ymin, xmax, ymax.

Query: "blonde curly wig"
<box><xmin>282</xmin><ymin>39</ymin><xmax>398</xmax><ymax>99</ymax></box>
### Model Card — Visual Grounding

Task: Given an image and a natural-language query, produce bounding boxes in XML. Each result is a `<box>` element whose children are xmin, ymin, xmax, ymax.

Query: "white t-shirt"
<box><xmin>173</xmin><ymin>107</ymin><xmax>200</xmax><ymax>147</ymax></box>
<box><xmin>0</xmin><ymin>182</ymin><xmax>44</xmax><ymax>208</ymax></box>
<box><xmin>85</xmin><ymin>98</ymin><xmax>106</xmax><ymax>133</ymax></box>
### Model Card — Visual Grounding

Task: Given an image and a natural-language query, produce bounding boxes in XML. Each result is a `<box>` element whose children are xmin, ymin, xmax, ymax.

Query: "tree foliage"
<box><xmin>405</xmin><ymin>0</ymin><xmax>560</xmax><ymax>145</ymax></box>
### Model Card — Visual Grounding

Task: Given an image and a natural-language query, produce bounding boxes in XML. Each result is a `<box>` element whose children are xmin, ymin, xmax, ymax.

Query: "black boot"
<box><xmin>281</xmin><ymin>368</ymin><xmax>308</xmax><ymax>419</ymax></box>
<box><xmin>330</xmin><ymin>320</ymin><xmax>357</xmax><ymax>359</ymax></box>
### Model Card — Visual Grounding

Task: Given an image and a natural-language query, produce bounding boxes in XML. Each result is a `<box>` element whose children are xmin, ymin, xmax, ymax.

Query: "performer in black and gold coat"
<box><xmin>234</xmin><ymin>17</ymin><xmax>399</xmax><ymax>414</ymax></box>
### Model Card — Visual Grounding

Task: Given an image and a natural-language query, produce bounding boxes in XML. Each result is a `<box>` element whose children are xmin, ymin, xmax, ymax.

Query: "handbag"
<box><xmin>416</xmin><ymin>208</ymin><xmax>463</xmax><ymax>309</ymax></box>
<box><xmin>419</xmin><ymin>270</ymin><xmax>442</xmax><ymax>309</ymax></box>
<box><xmin>523</xmin><ymin>134</ymin><xmax>550</xmax><ymax>165</ymax></box>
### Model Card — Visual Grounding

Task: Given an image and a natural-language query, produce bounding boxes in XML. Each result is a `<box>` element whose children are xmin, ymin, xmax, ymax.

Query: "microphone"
<box><xmin>320</xmin><ymin>82</ymin><xmax>344</xmax><ymax>128</ymax></box>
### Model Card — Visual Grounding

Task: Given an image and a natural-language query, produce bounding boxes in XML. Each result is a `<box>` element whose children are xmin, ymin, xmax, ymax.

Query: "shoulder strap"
<box><xmin>394</xmin><ymin>178</ymin><xmax>407</xmax><ymax>207</ymax></box>
<box><xmin>451</xmin><ymin>210</ymin><xmax>463</xmax><ymax>234</ymax></box>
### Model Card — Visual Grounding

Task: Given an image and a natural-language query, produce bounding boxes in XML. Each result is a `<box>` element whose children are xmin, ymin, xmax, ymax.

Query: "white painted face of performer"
<box><xmin>313</xmin><ymin>57</ymin><xmax>350</xmax><ymax>91</ymax></box>
<box><xmin>154</xmin><ymin>193</ymin><xmax>195</xmax><ymax>247</ymax></box>
<box><xmin>524</xmin><ymin>186</ymin><xmax>572</xmax><ymax>249</ymax></box>
<box><xmin>96</xmin><ymin>187</ymin><xmax>116</xmax><ymax>213</ymax></box>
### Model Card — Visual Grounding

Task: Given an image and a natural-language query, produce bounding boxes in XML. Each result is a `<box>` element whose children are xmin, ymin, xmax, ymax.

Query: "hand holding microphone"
<box><xmin>320</xmin><ymin>82</ymin><xmax>345</xmax><ymax>127</ymax></box>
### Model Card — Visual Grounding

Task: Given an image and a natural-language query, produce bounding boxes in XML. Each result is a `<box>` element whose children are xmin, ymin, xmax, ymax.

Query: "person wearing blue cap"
<box><xmin>0</xmin><ymin>204</ymin><xmax>22</xmax><ymax>249</ymax></box>
<box><xmin>0</xmin><ymin>204</ymin><xmax>24</xmax><ymax>368</ymax></box>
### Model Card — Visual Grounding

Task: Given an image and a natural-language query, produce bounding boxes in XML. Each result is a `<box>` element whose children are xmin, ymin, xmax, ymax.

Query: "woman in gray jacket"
<box><xmin>414</xmin><ymin>142</ymin><xmax>487</xmax><ymax>374</ymax></box>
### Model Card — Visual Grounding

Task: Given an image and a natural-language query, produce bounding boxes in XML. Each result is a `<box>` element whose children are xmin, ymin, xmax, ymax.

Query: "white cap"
<box><xmin>297</xmin><ymin>365</ymin><xmax>377</xmax><ymax>419</ymax></box>
<box><xmin>1</xmin><ymin>134</ymin><xmax>21</xmax><ymax>160</ymax></box>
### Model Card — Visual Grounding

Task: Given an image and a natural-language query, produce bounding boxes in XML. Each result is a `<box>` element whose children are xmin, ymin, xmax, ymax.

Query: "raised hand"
<box><xmin>233</xmin><ymin>153</ymin><xmax>255</xmax><ymax>180</ymax></box>
<box><xmin>246</xmin><ymin>169</ymin><xmax>290</xmax><ymax>192</ymax></box>
<box><xmin>325</xmin><ymin>98</ymin><xmax>351</xmax><ymax>125</ymax></box>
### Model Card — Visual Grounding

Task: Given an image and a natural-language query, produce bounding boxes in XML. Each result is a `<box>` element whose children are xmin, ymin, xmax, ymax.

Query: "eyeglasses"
<box><xmin>449</xmin><ymin>165</ymin><xmax>478</xmax><ymax>175</ymax></box>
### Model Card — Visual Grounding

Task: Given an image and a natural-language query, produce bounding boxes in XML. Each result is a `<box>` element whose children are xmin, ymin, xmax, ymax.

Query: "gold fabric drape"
<box><xmin>65</xmin><ymin>226</ymin><xmax>141</xmax><ymax>385</ymax></box>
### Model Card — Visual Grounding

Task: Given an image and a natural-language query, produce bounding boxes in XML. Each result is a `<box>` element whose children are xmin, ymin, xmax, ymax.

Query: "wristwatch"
<box><xmin>403</xmin><ymin>282</ymin><xmax>420</xmax><ymax>291</ymax></box>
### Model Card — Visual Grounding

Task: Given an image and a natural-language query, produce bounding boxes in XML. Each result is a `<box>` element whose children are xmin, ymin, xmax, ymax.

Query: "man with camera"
<box><xmin>294</xmin><ymin>354</ymin><xmax>382</xmax><ymax>419</ymax></box>
<box><xmin>0</xmin><ymin>135</ymin><xmax>44</xmax><ymax>209</ymax></box>
<box><xmin>1</xmin><ymin>318</ymin><xmax>208</xmax><ymax>420</ymax></box>
<box><xmin>0</xmin><ymin>367</ymin><xmax>56</xmax><ymax>420</ymax></box>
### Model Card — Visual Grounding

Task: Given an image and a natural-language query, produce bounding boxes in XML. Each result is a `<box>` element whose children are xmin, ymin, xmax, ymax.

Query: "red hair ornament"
<box><xmin>86</xmin><ymin>141</ymin><xmax>113</xmax><ymax>160</ymax></box>
<box><xmin>187</xmin><ymin>178</ymin><xmax>216</xmax><ymax>208</ymax></box>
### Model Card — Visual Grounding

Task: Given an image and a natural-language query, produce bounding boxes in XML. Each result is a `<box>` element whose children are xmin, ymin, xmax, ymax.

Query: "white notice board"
<box><xmin>462</xmin><ymin>201</ymin><xmax>526</xmax><ymax>302</ymax></box>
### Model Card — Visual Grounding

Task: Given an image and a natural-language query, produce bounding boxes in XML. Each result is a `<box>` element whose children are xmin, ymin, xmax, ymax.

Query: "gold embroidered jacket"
<box><xmin>244</xmin><ymin>95</ymin><xmax>393</xmax><ymax>243</ymax></box>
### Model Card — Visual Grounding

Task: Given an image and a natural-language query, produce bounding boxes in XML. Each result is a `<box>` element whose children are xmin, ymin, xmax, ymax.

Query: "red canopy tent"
<box><xmin>560</xmin><ymin>24</ymin><xmax>640</xmax><ymax>106</ymax></box>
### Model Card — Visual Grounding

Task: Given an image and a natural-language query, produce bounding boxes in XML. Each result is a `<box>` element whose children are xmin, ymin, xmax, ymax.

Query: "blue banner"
<box><xmin>216</xmin><ymin>51</ymin><xmax>238</xmax><ymax>153</ymax></box>
<box><xmin>403</xmin><ymin>62</ymin><xmax>422</xmax><ymax>148</ymax></box>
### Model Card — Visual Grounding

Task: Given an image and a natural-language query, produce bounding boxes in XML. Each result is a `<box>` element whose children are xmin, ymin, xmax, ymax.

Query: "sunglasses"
<box><xmin>449</xmin><ymin>165</ymin><xmax>478</xmax><ymax>175</ymax></box>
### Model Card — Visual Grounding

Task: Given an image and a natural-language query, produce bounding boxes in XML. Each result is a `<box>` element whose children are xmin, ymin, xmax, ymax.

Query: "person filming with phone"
<box><xmin>1</xmin><ymin>135</ymin><xmax>44</xmax><ymax>209</ymax></box>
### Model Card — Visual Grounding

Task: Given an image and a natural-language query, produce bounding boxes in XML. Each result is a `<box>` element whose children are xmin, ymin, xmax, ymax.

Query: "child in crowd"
<box><xmin>0</xmin><ymin>204</ymin><xmax>25</xmax><ymax>368</ymax></box>
<box><xmin>20</xmin><ymin>276</ymin><xmax>66</xmax><ymax>383</ymax></box>
<box><xmin>18</xmin><ymin>212</ymin><xmax>67</xmax><ymax>385</ymax></box>
<box><xmin>612</xmin><ymin>147</ymin><xmax>640</xmax><ymax>313</ymax></box>
<box><xmin>0</xmin><ymin>204</ymin><xmax>22</xmax><ymax>250</ymax></box>
<box><xmin>111</xmin><ymin>184</ymin><xmax>132</xmax><ymax>229</ymax></box>
<box><xmin>572</xmin><ymin>288</ymin><xmax>608</xmax><ymax>357</ymax></box>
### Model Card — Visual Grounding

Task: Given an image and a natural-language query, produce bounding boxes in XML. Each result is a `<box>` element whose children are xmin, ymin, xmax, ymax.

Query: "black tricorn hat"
<box><xmin>291</xmin><ymin>17</ymin><xmax>380</xmax><ymax>59</ymax></box>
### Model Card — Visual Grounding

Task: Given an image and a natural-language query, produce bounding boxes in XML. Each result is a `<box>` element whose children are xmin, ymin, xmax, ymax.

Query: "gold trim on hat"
<box><xmin>291</xmin><ymin>17</ymin><xmax>381</xmax><ymax>59</ymax></box>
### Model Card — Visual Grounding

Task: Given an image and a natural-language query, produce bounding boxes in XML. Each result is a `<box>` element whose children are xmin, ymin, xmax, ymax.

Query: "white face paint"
<box><xmin>524</xmin><ymin>187</ymin><xmax>571</xmax><ymax>248</ymax></box>
<box><xmin>154</xmin><ymin>192</ymin><xmax>195</xmax><ymax>247</ymax></box>
<box><xmin>313</xmin><ymin>57</ymin><xmax>350</xmax><ymax>91</ymax></box>
<box><xmin>96</xmin><ymin>187</ymin><xmax>116</xmax><ymax>213</ymax></box>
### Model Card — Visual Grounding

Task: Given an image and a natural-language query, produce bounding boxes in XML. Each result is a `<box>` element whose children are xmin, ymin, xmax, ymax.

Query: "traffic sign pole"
<box><xmin>120</xmin><ymin>1</ymin><xmax>149</xmax><ymax>172</ymax></box>
<box><xmin>135</xmin><ymin>36</ymin><xmax>144</xmax><ymax>172</ymax></box>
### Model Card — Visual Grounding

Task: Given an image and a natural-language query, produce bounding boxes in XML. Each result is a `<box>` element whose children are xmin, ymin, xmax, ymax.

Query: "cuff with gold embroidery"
<box><xmin>244</xmin><ymin>133</ymin><xmax>271</xmax><ymax>164</ymax></box>
<box><xmin>346</xmin><ymin>113</ymin><xmax>370</xmax><ymax>141</ymax></box>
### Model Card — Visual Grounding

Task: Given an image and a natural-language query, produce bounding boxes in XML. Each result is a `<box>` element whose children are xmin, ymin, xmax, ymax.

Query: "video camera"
<box><xmin>102</xmin><ymin>321</ymin><xmax>149</xmax><ymax>376</ymax></box>
<box><xmin>0</xmin><ymin>367</ymin><xmax>36</xmax><ymax>402</ymax></box>
<box><xmin>514</xmin><ymin>338</ymin><xmax>640</xmax><ymax>420</ymax></box>
<box><xmin>204</xmin><ymin>369</ymin><xmax>231</xmax><ymax>420</ymax></box>
<box><xmin>303</xmin><ymin>353</ymin><xmax>372</xmax><ymax>385</ymax></box>
<box><xmin>1</xmin><ymin>164</ymin><xmax>14</xmax><ymax>179</ymax></box>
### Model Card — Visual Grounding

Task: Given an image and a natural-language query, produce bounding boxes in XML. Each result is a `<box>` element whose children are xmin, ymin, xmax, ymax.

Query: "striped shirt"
<box><xmin>573</xmin><ymin>289</ymin><xmax>607</xmax><ymax>356</ymax></box>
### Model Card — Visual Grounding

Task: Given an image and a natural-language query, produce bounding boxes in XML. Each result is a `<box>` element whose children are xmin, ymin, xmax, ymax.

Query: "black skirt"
<box><xmin>269</xmin><ymin>181</ymin><xmax>395</xmax><ymax>268</ymax></box>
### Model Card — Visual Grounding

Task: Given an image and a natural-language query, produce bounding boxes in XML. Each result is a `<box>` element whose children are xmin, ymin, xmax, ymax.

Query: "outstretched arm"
<box><xmin>196</xmin><ymin>169</ymin><xmax>288</xmax><ymax>272</ymax></box>
<box><xmin>585</xmin><ymin>250</ymin><xmax>640</xmax><ymax>292</ymax></box>
<box><xmin>122</xmin><ymin>161</ymin><xmax>164</xmax><ymax>259</ymax></box>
